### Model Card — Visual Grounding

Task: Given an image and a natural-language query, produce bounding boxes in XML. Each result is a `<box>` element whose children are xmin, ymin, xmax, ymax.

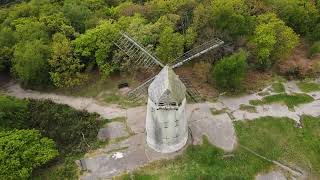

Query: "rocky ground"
<box><xmin>3</xmin><ymin>79</ymin><xmax>320</xmax><ymax>180</ymax></box>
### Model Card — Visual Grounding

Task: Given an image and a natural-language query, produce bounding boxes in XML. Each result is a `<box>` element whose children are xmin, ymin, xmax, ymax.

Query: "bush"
<box><xmin>0</xmin><ymin>129</ymin><xmax>58</xmax><ymax>180</ymax></box>
<box><xmin>0</xmin><ymin>96</ymin><xmax>29</xmax><ymax>129</ymax></box>
<box><xmin>212</xmin><ymin>50</ymin><xmax>247</xmax><ymax>91</ymax></box>
<box><xmin>250</xmin><ymin>13</ymin><xmax>299</xmax><ymax>70</ymax></box>
<box><xmin>27</xmin><ymin>99</ymin><xmax>102</xmax><ymax>154</ymax></box>
<box><xmin>308</xmin><ymin>41</ymin><xmax>320</xmax><ymax>58</ymax></box>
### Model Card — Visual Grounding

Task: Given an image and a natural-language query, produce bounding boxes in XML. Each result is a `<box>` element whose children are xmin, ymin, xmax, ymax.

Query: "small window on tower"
<box><xmin>159</xmin><ymin>102</ymin><xmax>165</xmax><ymax>106</ymax></box>
<box><xmin>170</xmin><ymin>102</ymin><xmax>176</xmax><ymax>106</ymax></box>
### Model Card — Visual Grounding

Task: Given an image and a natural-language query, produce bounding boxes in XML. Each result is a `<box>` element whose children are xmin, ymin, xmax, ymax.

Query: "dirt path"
<box><xmin>4</xmin><ymin>83</ymin><xmax>126</xmax><ymax>119</ymax></box>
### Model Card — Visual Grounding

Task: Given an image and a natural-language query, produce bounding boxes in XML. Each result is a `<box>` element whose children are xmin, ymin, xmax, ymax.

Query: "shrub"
<box><xmin>308</xmin><ymin>41</ymin><xmax>320</xmax><ymax>58</ymax></box>
<box><xmin>0</xmin><ymin>129</ymin><xmax>58</xmax><ymax>180</ymax></box>
<box><xmin>27</xmin><ymin>99</ymin><xmax>102</xmax><ymax>154</ymax></box>
<box><xmin>212</xmin><ymin>50</ymin><xmax>247</xmax><ymax>91</ymax></box>
<box><xmin>0</xmin><ymin>96</ymin><xmax>29</xmax><ymax>129</ymax></box>
<box><xmin>250</xmin><ymin>13</ymin><xmax>299</xmax><ymax>70</ymax></box>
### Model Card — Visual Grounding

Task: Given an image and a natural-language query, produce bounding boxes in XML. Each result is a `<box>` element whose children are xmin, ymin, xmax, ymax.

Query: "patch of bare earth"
<box><xmin>277</xmin><ymin>43</ymin><xmax>320</xmax><ymax>79</ymax></box>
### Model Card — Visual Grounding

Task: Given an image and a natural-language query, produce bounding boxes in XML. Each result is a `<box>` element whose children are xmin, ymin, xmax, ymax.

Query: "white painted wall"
<box><xmin>146</xmin><ymin>98</ymin><xmax>188</xmax><ymax>153</ymax></box>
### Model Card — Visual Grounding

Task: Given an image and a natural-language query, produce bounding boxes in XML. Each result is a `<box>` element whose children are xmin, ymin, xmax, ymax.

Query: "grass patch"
<box><xmin>249</xmin><ymin>93</ymin><xmax>314</xmax><ymax>109</ymax></box>
<box><xmin>235</xmin><ymin>116</ymin><xmax>320</xmax><ymax>178</ymax></box>
<box><xmin>239</xmin><ymin>104</ymin><xmax>257</xmax><ymax>113</ymax></box>
<box><xmin>210</xmin><ymin>108</ymin><xmax>228</xmax><ymax>115</ymax></box>
<box><xmin>51</xmin><ymin>74</ymin><xmax>143</xmax><ymax>108</ymax></box>
<box><xmin>272</xmin><ymin>82</ymin><xmax>285</xmax><ymax>93</ymax></box>
<box><xmin>118</xmin><ymin>137</ymin><xmax>272</xmax><ymax>180</ymax></box>
<box><xmin>297</xmin><ymin>81</ymin><xmax>320</xmax><ymax>93</ymax></box>
<box><xmin>118</xmin><ymin>116</ymin><xmax>320</xmax><ymax>179</ymax></box>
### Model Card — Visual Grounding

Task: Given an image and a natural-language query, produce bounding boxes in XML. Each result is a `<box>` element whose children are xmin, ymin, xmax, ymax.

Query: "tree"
<box><xmin>211</xmin><ymin>0</ymin><xmax>253</xmax><ymax>39</ymax></box>
<box><xmin>39</xmin><ymin>13</ymin><xmax>75</xmax><ymax>37</ymax></box>
<box><xmin>0</xmin><ymin>27</ymin><xmax>16</xmax><ymax>72</ymax></box>
<box><xmin>250</xmin><ymin>13</ymin><xmax>299</xmax><ymax>70</ymax></box>
<box><xmin>266</xmin><ymin>0</ymin><xmax>319</xmax><ymax>36</ymax></box>
<box><xmin>212</xmin><ymin>50</ymin><xmax>247</xmax><ymax>91</ymax></box>
<box><xmin>13</xmin><ymin>18</ymin><xmax>49</xmax><ymax>43</ymax></box>
<box><xmin>156</xmin><ymin>27</ymin><xmax>184</xmax><ymax>64</ymax></box>
<box><xmin>63</xmin><ymin>0</ymin><xmax>92</xmax><ymax>33</ymax></box>
<box><xmin>49</xmin><ymin>33</ymin><xmax>86</xmax><ymax>88</ymax></box>
<box><xmin>0</xmin><ymin>129</ymin><xmax>58</xmax><ymax>180</ymax></box>
<box><xmin>73</xmin><ymin>20</ymin><xmax>119</xmax><ymax>77</ymax></box>
<box><xmin>13</xmin><ymin>40</ymin><xmax>51</xmax><ymax>87</ymax></box>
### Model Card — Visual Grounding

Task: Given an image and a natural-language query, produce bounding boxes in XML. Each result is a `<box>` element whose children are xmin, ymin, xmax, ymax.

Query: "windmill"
<box><xmin>114</xmin><ymin>31</ymin><xmax>224</xmax><ymax>153</ymax></box>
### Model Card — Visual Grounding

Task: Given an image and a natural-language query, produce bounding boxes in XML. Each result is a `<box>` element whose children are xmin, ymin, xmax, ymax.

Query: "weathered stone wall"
<box><xmin>146</xmin><ymin>98</ymin><xmax>188</xmax><ymax>153</ymax></box>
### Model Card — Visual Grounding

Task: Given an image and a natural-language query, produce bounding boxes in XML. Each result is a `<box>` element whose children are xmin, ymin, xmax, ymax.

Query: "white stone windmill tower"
<box><xmin>114</xmin><ymin>31</ymin><xmax>224</xmax><ymax>153</ymax></box>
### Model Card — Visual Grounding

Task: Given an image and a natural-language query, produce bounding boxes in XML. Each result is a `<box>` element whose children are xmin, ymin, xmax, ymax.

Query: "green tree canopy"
<box><xmin>13</xmin><ymin>40</ymin><xmax>51</xmax><ymax>87</ymax></box>
<box><xmin>266</xmin><ymin>0</ymin><xmax>319</xmax><ymax>36</ymax></box>
<box><xmin>49</xmin><ymin>33</ymin><xmax>86</xmax><ymax>88</ymax></box>
<box><xmin>156</xmin><ymin>27</ymin><xmax>184</xmax><ymax>64</ymax></box>
<box><xmin>0</xmin><ymin>129</ymin><xmax>58</xmax><ymax>180</ymax></box>
<box><xmin>250</xmin><ymin>13</ymin><xmax>299</xmax><ymax>70</ymax></box>
<box><xmin>0</xmin><ymin>27</ymin><xmax>16</xmax><ymax>71</ymax></box>
<box><xmin>13</xmin><ymin>18</ymin><xmax>49</xmax><ymax>42</ymax></box>
<box><xmin>212</xmin><ymin>50</ymin><xmax>247</xmax><ymax>91</ymax></box>
<box><xmin>211</xmin><ymin>0</ymin><xmax>253</xmax><ymax>39</ymax></box>
<box><xmin>63</xmin><ymin>0</ymin><xmax>93</xmax><ymax>33</ymax></box>
<box><xmin>73</xmin><ymin>20</ymin><xmax>119</xmax><ymax>77</ymax></box>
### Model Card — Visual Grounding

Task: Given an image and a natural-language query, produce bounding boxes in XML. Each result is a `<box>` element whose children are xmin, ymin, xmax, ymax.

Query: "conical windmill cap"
<box><xmin>148</xmin><ymin>66</ymin><xmax>186</xmax><ymax>104</ymax></box>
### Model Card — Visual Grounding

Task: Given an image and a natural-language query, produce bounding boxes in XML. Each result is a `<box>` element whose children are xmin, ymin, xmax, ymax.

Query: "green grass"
<box><xmin>239</xmin><ymin>104</ymin><xmax>257</xmax><ymax>113</ymax></box>
<box><xmin>297</xmin><ymin>81</ymin><xmax>320</xmax><ymax>93</ymax></box>
<box><xmin>210</xmin><ymin>108</ymin><xmax>228</xmax><ymax>115</ymax></box>
<box><xmin>119</xmin><ymin>137</ymin><xmax>272</xmax><ymax>180</ymax></box>
<box><xmin>117</xmin><ymin>116</ymin><xmax>320</xmax><ymax>179</ymax></box>
<box><xmin>52</xmin><ymin>74</ymin><xmax>143</xmax><ymax>108</ymax></box>
<box><xmin>249</xmin><ymin>93</ymin><xmax>314</xmax><ymax>109</ymax></box>
<box><xmin>235</xmin><ymin>116</ymin><xmax>320</xmax><ymax>178</ymax></box>
<box><xmin>272</xmin><ymin>82</ymin><xmax>285</xmax><ymax>93</ymax></box>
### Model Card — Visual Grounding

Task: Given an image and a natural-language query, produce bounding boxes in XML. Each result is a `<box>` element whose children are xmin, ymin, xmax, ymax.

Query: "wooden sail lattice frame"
<box><xmin>113</xmin><ymin>31</ymin><xmax>225</xmax><ymax>102</ymax></box>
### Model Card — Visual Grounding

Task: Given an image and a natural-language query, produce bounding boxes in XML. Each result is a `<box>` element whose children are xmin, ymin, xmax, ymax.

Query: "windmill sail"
<box><xmin>172</xmin><ymin>38</ymin><xmax>224</xmax><ymax>69</ymax></box>
<box><xmin>127</xmin><ymin>76</ymin><xmax>156</xmax><ymax>101</ymax></box>
<box><xmin>180</xmin><ymin>77</ymin><xmax>203</xmax><ymax>103</ymax></box>
<box><xmin>114</xmin><ymin>31</ymin><xmax>164</xmax><ymax>69</ymax></box>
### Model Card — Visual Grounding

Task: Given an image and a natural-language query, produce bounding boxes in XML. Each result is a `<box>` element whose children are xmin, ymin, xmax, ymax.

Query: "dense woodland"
<box><xmin>0</xmin><ymin>0</ymin><xmax>319</xmax><ymax>91</ymax></box>
<box><xmin>1</xmin><ymin>0</ymin><xmax>320</xmax><ymax>179</ymax></box>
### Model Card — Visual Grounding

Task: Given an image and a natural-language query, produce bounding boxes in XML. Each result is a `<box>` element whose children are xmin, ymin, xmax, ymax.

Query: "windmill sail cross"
<box><xmin>114</xmin><ymin>31</ymin><xmax>164</xmax><ymax>69</ymax></box>
<box><xmin>172</xmin><ymin>38</ymin><xmax>224</xmax><ymax>69</ymax></box>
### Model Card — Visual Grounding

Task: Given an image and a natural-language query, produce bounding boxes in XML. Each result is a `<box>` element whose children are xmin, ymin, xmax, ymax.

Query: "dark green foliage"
<box><xmin>63</xmin><ymin>0</ymin><xmax>93</xmax><ymax>33</ymax></box>
<box><xmin>212</xmin><ymin>50</ymin><xmax>247</xmax><ymax>91</ymax></box>
<box><xmin>0</xmin><ymin>27</ymin><xmax>15</xmax><ymax>71</ymax></box>
<box><xmin>73</xmin><ymin>20</ymin><xmax>119</xmax><ymax>77</ymax></box>
<box><xmin>0</xmin><ymin>95</ymin><xmax>103</xmax><ymax>179</ymax></box>
<box><xmin>27</xmin><ymin>99</ymin><xmax>102</xmax><ymax>154</ymax></box>
<box><xmin>266</xmin><ymin>0</ymin><xmax>319</xmax><ymax>36</ymax></box>
<box><xmin>0</xmin><ymin>129</ymin><xmax>58</xmax><ymax>180</ymax></box>
<box><xmin>0</xmin><ymin>96</ymin><xmax>28</xmax><ymax>129</ymax></box>
<box><xmin>211</xmin><ymin>0</ymin><xmax>253</xmax><ymax>39</ymax></box>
